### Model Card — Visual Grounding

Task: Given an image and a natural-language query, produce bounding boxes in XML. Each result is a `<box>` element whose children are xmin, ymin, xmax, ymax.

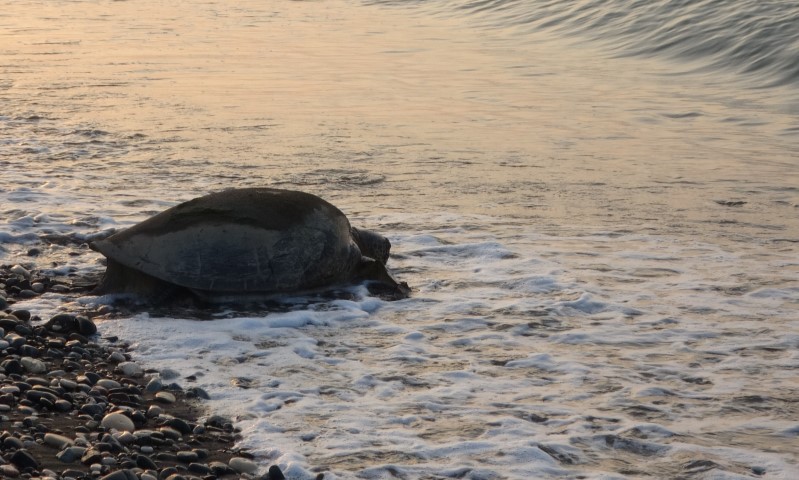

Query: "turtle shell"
<box><xmin>91</xmin><ymin>188</ymin><xmax>363</xmax><ymax>293</ymax></box>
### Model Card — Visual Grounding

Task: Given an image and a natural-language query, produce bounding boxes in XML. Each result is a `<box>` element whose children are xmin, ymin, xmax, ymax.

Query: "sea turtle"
<box><xmin>90</xmin><ymin>188</ymin><xmax>409</xmax><ymax>303</ymax></box>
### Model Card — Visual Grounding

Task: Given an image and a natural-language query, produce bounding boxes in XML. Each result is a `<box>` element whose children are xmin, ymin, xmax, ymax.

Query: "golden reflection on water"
<box><xmin>3</xmin><ymin>0</ymin><xmax>798</xmax><ymax>241</ymax></box>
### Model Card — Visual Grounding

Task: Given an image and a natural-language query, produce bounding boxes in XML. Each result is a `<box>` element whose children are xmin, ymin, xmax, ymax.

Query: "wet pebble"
<box><xmin>56</xmin><ymin>446</ymin><xmax>87</xmax><ymax>463</ymax></box>
<box><xmin>20</xmin><ymin>357</ymin><xmax>47</xmax><ymax>374</ymax></box>
<box><xmin>117</xmin><ymin>361</ymin><xmax>143</xmax><ymax>377</ymax></box>
<box><xmin>101</xmin><ymin>412</ymin><xmax>135</xmax><ymax>432</ymax></box>
<box><xmin>230</xmin><ymin>456</ymin><xmax>259</xmax><ymax>474</ymax></box>
<box><xmin>155</xmin><ymin>391</ymin><xmax>176</xmax><ymax>404</ymax></box>
<box><xmin>43</xmin><ymin>433</ymin><xmax>74</xmax><ymax>449</ymax></box>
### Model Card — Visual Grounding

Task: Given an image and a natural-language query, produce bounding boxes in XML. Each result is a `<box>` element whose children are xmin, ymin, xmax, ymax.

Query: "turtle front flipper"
<box><xmin>355</xmin><ymin>257</ymin><xmax>410</xmax><ymax>299</ymax></box>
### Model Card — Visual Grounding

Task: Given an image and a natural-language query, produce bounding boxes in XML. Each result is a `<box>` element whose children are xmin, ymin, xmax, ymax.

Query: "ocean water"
<box><xmin>2</xmin><ymin>0</ymin><xmax>799</xmax><ymax>478</ymax></box>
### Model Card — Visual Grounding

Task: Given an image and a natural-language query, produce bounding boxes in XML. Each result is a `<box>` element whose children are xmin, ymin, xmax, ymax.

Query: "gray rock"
<box><xmin>101</xmin><ymin>412</ymin><xmax>135</xmax><ymax>432</ymax></box>
<box><xmin>160</xmin><ymin>368</ymin><xmax>180</xmax><ymax>380</ymax></box>
<box><xmin>0</xmin><ymin>464</ymin><xmax>20</xmax><ymax>478</ymax></box>
<box><xmin>56</xmin><ymin>446</ymin><xmax>87</xmax><ymax>463</ymax></box>
<box><xmin>10</xmin><ymin>265</ymin><xmax>31</xmax><ymax>279</ymax></box>
<box><xmin>96</xmin><ymin>378</ymin><xmax>122</xmax><ymax>389</ymax></box>
<box><xmin>20</xmin><ymin>357</ymin><xmax>47</xmax><ymax>374</ymax></box>
<box><xmin>155</xmin><ymin>391</ymin><xmax>176</xmax><ymax>404</ymax></box>
<box><xmin>117</xmin><ymin>361</ymin><xmax>144</xmax><ymax>377</ymax></box>
<box><xmin>99</xmin><ymin>469</ymin><xmax>139</xmax><ymax>480</ymax></box>
<box><xmin>229</xmin><ymin>456</ymin><xmax>259</xmax><ymax>474</ymax></box>
<box><xmin>44</xmin><ymin>433</ymin><xmax>74</xmax><ymax>449</ymax></box>
<box><xmin>107</xmin><ymin>351</ymin><xmax>126</xmax><ymax>363</ymax></box>
<box><xmin>176</xmin><ymin>450</ymin><xmax>199</xmax><ymax>463</ymax></box>
<box><xmin>145</xmin><ymin>377</ymin><xmax>162</xmax><ymax>392</ymax></box>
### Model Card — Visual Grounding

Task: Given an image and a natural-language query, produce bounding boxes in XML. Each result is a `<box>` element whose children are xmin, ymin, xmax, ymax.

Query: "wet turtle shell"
<box><xmin>91</xmin><ymin>188</ymin><xmax>405</xmax><ymax>300</ymax></box>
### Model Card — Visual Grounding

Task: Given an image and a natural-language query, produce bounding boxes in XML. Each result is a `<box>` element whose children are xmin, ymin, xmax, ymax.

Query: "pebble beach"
<box><xmin>0</xmin><ymin>265</ymin><xmax>288</xmax><ymax>480</ymax></box>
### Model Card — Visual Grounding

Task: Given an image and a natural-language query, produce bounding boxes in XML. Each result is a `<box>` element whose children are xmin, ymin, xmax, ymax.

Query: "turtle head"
<box><xmin>351</xmin><ymin>227</ymin><xmax>391</xmax><ymax>265</ymax></box>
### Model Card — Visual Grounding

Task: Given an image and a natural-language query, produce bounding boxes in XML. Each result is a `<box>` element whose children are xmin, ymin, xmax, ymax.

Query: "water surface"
<box><xmin>2</xmin><ymin>0</ymin><xmax>798</xmax><ymax>478</ymax></box>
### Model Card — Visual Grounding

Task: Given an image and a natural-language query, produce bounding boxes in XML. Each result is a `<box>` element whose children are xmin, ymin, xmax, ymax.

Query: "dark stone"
<box><xmin>10</xmin><ymin>310</ymin><xmax>31</xmax><ymax>322</ymax></box>
<box><xmin>99</xmin><ymin>469</ymin><xmax>139</xmax><ymax>480</ymax></box>
<box><xmin>186</xmin><ymin>387</ymin><xmax>211</xmax><ymax>400</ymax></box>
<box><xmin>265</xmin><ymin>465</ymin><xmax>287</xmax><ymax>480</ymax></box>
<box><xmin>1</xmin><ymin>359</ymin><xmax>23</xmax><ymax>374</ymax></box>
<box><xmin>45</xmin><ymin>314</ymin><xmax>78</xmax><ymax>334</ymax></box>
<box><xmin>76</xmin><ymin>316</ymin><xmax>97</xmax><ymax>336</ymax></box>
<box><xmin>188</xmin><ymin>462</ymin><xmax>212</xmax><ymax>475</ymax></box>
<box><xmin>175</xmin><ymin>450</ymin><xmax>199</xmax><ymax>463</ymax></box>
<box><xmin>14</xmin><ymin>324</ymin><xmax>33</xmax><ymax>336</ymax></box>
<box><xmin>159</xmin><ymin>467</ymin><xmax>179</xmax><ymax>478</ymax></box>
<box><xmin>80</xmin><ymin>403</ymin><xmax>105</xmax><ymax>417</ymax></box>
<box><xmin>81</xmin><ymin>448</ymin><xmax>103</xmax><ymax>465</ymax></box>
<box><xmin>62</xmin><ymin>469</ymin><xmax>87</xmax><ymax>478</ymax></box>
<box><xmin>3</xmin><ymin>436</ymin><xmax>24</xmax><ymax>449</ymax></box>
<box><xmin>10</xmin><ymin>449</ymin><xmax>40</xmax><ymax>470</ymax></box>
<box><xmin>0</xmin><ymin>318</ymin><xmax>20</xmax><ymax>332</ymax></box>
<box><xmin>210</xmin><ymin>461</ymin><xmax>236</xmax><ymax>476</ymax></box>
<box><xmin>135</xmin><ymin>454</ymin><xmax>158</xmax><ymax>470</ymax></box>
<box><xmin>26</xmin><ymin>390</ymin><xmax>58</xmax><ymax>404</ymax></box>
<box><xmin>165</xmin><ymin>418</ymin><xmax>193</xmax><ymax>435</ymax></box>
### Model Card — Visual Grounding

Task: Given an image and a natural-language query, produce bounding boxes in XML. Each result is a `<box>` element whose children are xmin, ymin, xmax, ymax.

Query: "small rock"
<box><xmin>186</xmin><ymin>386</ymin><xmax>211</xmax><ymax>399</ymax></box>
<box><xmin>99</xmin><ymin>469</ymin><xmax>139</xmax><ymax>480</ymax></box>
<box><xmin>81</xmin><ymin>449</ymin><xmax>103</xmax><ymax>464</ymax></box>
<box><xmin>101</xmin><ymin>412</ymin><xmax>135</xmax><ymax>432</ymax></box>
<box><xmin>165</xmin><ymin>417</ymin><xmax>192</xmax><ymax>434</ymax></box>
<box><xmin>160</xmin><ymin>368</ymin><xmax>180</xmax><ymax>380</ymax></box>
<box><xmin>81</xmin><ymin>403</ymin><xmax>105</xmax><ymax>416</ymax></box>
<box><xmin>145</xmin><ymin>377</ymin><xmax>162</xmax><ymax>392</ymax></box>
<box><xmin>17</xmin><ymin>289</ymin><xmax>37</xmax><ymax>298</ymax></box>
<box><xmin>117</xmin><ymin>361</ymin><xmax>144</xmax><ymax>377</ymax></box>
<box><xmin>107</xmin><ymin>351</ymin><xmax>126</xmax><ymax>363</ymax></box>
<box><xmin>31</xmin><ymin>282</ymin><xmax>45</xmax><ymax>293</ymax></box>
<box><xmin>10</xmin><ymin>265</ymin><xmax>31</xmax><ymax>279</ymax></box>
<box><xmin>0</xmin><ymin>464</ymin><xmax>20</xmax><ymax>478</ymax></box>
<box><xmin>10</xmin><ymin>449</ymin><xmax>40</xmax><ymax>470</ymax></box>
<box><xmin>45</xmin><ymin>313</ymin><xmax>77</xmax><ymax>333</ymax></box>
<box><xmin>59</xmin><ymin>378</ymin><xmax>79</xmax><ymax>390</ymax></box>
<box><xmin>266</xmin><ymin>465</ymin><xmax>287</xmax><ymax>480</ymax></box>
<box><xmin>10</xmin><ymin>310</ymin><xmax>31</xmax><ymax>322</ymax></box>
<box><xmin>176</xmin><ymin>450</ymin><xmax>199</xmax><ymax>463</ymax></box>
<box><xmin>76</xmin><ymin>316</ymin><xmax>97</xmax><ymax>335</ymax></box>
<box><xmin>20</xmin><ymin>357</ymin><xmax>47</xmax><ymax>374</ymax></box>
<box><xmin>229</xmin><ymin>456</ymin><xmax>259</xmax><ymax>474</ymax></box>
<box><xmin>146</xmin><ymin>405</ymin><xmax>163</xmax><ymax>418</ymax></box>
<box><xmin>188</xmin><ymin>463</ymin><xmax>212</xmax><ymax>475</ymax></box>
<box><xmin>56</xmin><ymin>446</ymin><xmax>87</xmax><ymax>463</ymax></box>
<box><xmin>135</xmin><ymin>454</ymin><xmax>158</xmax><ymax>470</ymax></box>
<box><xmin>96</xmin><ymin>378</ymin><xmax>121</xmax><ymax>389</ymax></box>
<box><xmin>4</xmin><ymin>333</ymin><xmax>26</xmax><ymax>348</ymax></box>
<box><xmin>4</xmin><ymin>436</ymin><xmax>24</xmax><ymax>449</ymax></box>
<box><xmin>158</xmin><ymin>426</ymin><xmax>182</xmax><ymax>440</ymax></box>
<box><xmin>44</xmin><ymin>433</ymin><xmax>74</xmax><ymax>449</ymax></box>
<box><xmin>155</xmin><ymin>391</ymin><xmax>176</xmax><ymax>404</ymax></box>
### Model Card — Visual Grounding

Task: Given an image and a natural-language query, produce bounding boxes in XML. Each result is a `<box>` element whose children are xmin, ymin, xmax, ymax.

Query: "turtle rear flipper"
<box><xmin>93</xmin><ymin>258</ymin><xmax>183</xmax><ymax>303</ymax></box>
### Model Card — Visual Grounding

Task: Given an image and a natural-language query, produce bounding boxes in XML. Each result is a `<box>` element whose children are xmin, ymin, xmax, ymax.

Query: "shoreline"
<box><xmin>0</xmin><ymin>264</ymin><xmax>289</xmax><ymax>480</ymax></box>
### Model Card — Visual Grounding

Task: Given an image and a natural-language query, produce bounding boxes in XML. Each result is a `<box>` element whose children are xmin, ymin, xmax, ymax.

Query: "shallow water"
<box><xmin>2</xmin><ymin>0</ymin><xmax>799</xmax><ymax>478</ymax></box>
